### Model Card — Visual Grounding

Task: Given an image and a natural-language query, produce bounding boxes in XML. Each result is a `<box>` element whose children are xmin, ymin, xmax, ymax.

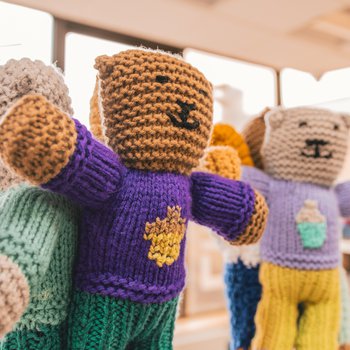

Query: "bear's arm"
<box><xmin>335</xmin><ymin>181</ymin><xmax>350</xmax><ymax>217</ymax></box>
<box><xmin>0</xmin><ymin>185</ymin><xmax>69</xmax><ymax>290</ymax></box>
<box><xmin>241</xmin><ymin>166</ymin><xmax>271</xmax><ymax>199</ymax></box>
<box><xmin>0</xmin><ymin>95</ymin><xmax>125</xmax><ymax>208</ymax></box>
<box><xmin>190</xmin><ymin>172</ymin><xmax>268</xmax><ymax>245</ymax></box>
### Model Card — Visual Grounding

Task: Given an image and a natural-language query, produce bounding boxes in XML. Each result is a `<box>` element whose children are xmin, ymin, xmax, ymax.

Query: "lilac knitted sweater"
<box><xmin>243</xmin><ymin>166</ymin><xmax>350</xmax><ymax>270</ymax></box>
<box><xmin>43</xmin><ymin>121</ymin><xmax>257</xmax><ymax>303</ymax></box>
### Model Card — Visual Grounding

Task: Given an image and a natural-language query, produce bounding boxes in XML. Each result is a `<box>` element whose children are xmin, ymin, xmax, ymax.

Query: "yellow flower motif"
<box><xmin>144</xmin><ymin>206</ymin><xmax>186</xmax><ymax>268</ymax></box>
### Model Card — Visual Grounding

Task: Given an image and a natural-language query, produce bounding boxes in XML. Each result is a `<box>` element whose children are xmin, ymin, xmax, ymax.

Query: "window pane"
<box><xmin>0</xmin><ymin>1</ymin><xmax>52</xmax><ymax>64</ymax></box>
<box><xmin>65</xmin><ymin>33</ymin><xmax>135</xmax><ymax>126</ymax></box>
<box><xmin>184</xmin><ymin>48</ymin><xmax>276</xmax><ymax>128</ymax></box>
<box><xmin>281</xmin><ymin>67</ymin><xmax>350</xmax><ymax>110</ymax></box>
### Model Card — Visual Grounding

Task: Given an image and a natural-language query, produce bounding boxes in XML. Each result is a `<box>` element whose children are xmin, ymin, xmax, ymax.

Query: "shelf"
<box><xmin>174</xmin><ymin>310</ymin><xmax>230</xmax><ymax>350</ymax></box>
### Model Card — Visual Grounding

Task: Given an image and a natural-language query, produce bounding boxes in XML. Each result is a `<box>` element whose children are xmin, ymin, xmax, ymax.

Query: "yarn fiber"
<box><xmin>0</xmin><ymin>58</ymin><xmax>73</xmax><ymax>118</ymax></box>
<box><xmin>0</xmin><ymin>185</ymin><xmax>78</xmax><ymax>331</ymax></box>
<box><xmin>67</xmin><ymin>291</ymin><xmax>178</xmax><ymax>349</ymax></box>
<box><xmin>94</xmin><ymin>50</ymin><xmax>213</xmax><ymax>175</ymax></box>
<box><xmin>210</xmin><ymin>123</ymin><xmax>253</xmax><ymax>166</ymax></box>
<box><xmin>241</xmin><ymin>109</ymin><xmax>267</xmax><ymax>170</ymax></box>
<box><xmin>252</xmin><ymin>262</ymin><xmax>340</xmax><ymax>350</ymax></box>
<box><xmin>262</xmin><ymin>107</ymin><xmax>349</xmax><ymax>187</ymax></box>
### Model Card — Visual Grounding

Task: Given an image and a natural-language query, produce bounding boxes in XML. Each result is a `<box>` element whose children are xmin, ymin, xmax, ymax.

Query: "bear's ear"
<box><xmin>265</xmin><ymin>108</ymin><xmax>285</xmax><ymax>130</ymax></box>
<box><xmin>340</xmin><ymin>113</ymin><xmax>350</xmax><ymax>130</ymax></box>
<box><xmin>94</xmin><ymin>55</ymin><xmax>115</xmax><ymax>79</ymax></box>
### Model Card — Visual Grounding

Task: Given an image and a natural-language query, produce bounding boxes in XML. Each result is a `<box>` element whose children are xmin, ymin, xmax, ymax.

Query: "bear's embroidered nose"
<box><xmin>301</xmin><ymin>139</ymin><xmax>332</xmax><ymax>159</ymax></box>
<box><xmin>166</xmin><ymin>100</ymin><xmax>199</xmax><ymax>130</ymax></box>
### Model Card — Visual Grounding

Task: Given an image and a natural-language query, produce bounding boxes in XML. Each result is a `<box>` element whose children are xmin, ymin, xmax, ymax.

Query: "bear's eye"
<box><xmin>156</xmin><ymin>75</ymin><xmax>170</xmax><ymax>84</ymax></box>
<box><xmin>199</xmin><ymin>89</ymin><xmax>208</xmax><ymax>97</ymax></box>
<box><xmin>334</xmin><ymin>124</ymin><xmax>339</xmax><ymax>131</ymax></box>
<box><xmin>299</xmin><ymin>121</ymin><xmax>308</xmax><ymax>128</ymax></box>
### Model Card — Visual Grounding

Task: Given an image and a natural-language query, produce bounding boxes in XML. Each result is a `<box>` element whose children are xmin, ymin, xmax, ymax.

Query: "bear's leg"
<box><xmin>224</xmin><ymin>260</ymin><xmax>261</xmax><ymax>350</ymax></box>
<box><xmin>0</xmin><ymin>324</ymin><xmax>61</xmax><ymax>350</ymax></box>
<box><xmin>66</xmin><ymin>290</ymin><xmax>130</xmax><ymax>350</ymax></box>
<box><xmin>252</xmin><ymin>262</ymin><xmax>298</xmax><ymax>350</ymax></box>
<box><xmin>296</xmin><ymin>269</ymin><xmax>340</xmax><ymax>350</ymax></box>
<box><xmin>127</xmin><ymin>297</ymin><xmax>178</xmax><ymax>350</ymax></box>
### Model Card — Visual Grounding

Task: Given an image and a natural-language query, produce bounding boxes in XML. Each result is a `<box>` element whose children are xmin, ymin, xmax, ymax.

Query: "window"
<box><xmin>65</xmin><ymin>33</ymin><xmax>135</xmax><ymax>125</ymax></box>
<box><xmin>184</xmin><ymin>49</ymin><xmax>276</xmax><ymax>129</ymax></box>
<box><xmin>281</xmin><ymin>67</ymin><xmax>350</xmax><ymax>113</ymax></box>
<box><xmin>0</xmin><ymin>1</ymin><xmax>52</xmax><ymax>65</ymax></box>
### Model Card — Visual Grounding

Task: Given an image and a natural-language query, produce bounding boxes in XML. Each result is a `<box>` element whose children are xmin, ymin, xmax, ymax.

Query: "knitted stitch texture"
<box><xmin>0</xmin><ymin>185</ymin><xmax>78</xmax><ymax>331</ymax></box>
<box><xmin>243</xmin><ymin>107</ymin><xmax>350</xmax><ymax>270</ymax></box>
<box><xmin>1</xmin><ymin>324</ymin><xmax>62</xmax><ymax>350</ymax></box>
<box><xmin>0</xmin><ymin>255</ymin><xmax>29</xmax><ymax>339</ymax></box>
<box><xmin>0</xmin><ymin>58</ymin><xmax>78</xmax><ymax>346</ymax></box>
<box><xmin>0</xmin><ymin>159</ymin><xmax>21</xmax><ymax>192</ymax></box>
<box><xmin>252</xmin><ymin>263</ymin><xmax>340</xmax><ymax>350</ymax></box>
<box><xmin>262</xmin><ymin>107</ymin><xmax>350</xmax><ymax>187</ymax></box>
<box><xmin>0</xmin><ymin>50</ymin><xmax>266</xmax><ymax>309</ymax></box>
<box><xmin>225</xmin><ymin>260</ymin><xmax>261</xmax><ymax>350</ymax></box>
<box><xmin>95</xmin><ymin>50</ymin><xmax>213</xmax><ymax>175</ymax></box>
<box><xmin>210</xmin><ymin>124</ymin><xmax>254</xmax><ymax>166</ymax></box>
<box><xmin>0</xmin><ymin>58</ymin><xmax>73</xmax><ymax>118</ymax></box>
<box><xmin>241</xmin><ymin>109</ymin><xmax>268</xmax><ymax>170</ymax></box>
<box><xmin>67</xmin><ymin>291</ymin><xmax>178</xmax><ymax>350</ymax></box>
<box><xmin>200</xmin><ymin>124</ymin><xmax>265</xmax><ymax>350</ymax></box>
<box><xmin>241</xmin><ymin>107</ymin><xmax>350</xmax><ymax>350</ymax></box>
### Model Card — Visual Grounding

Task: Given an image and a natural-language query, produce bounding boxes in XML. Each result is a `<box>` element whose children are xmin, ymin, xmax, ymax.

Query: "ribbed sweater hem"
<box><xmin>75</xmin><ymin>273</ymin><xmax>185</xmax><ymax>304</ymax></box>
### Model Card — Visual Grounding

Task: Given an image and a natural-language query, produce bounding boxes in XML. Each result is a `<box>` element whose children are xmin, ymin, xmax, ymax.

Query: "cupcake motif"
<box><xmin>296</xmin><ymin>200</ymin><xmax>327</xmax><ymax>249</ymax></box>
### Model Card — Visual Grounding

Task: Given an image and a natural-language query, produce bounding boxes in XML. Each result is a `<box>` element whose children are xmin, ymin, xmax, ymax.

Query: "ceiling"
<box><xmin>6</xmin><ymin>0</ymin><xmax>350</xmax><ymax>76</ymax></box>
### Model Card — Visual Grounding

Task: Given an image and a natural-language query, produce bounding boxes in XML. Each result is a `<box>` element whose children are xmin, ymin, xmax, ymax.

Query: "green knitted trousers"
<box><xmin>67</xmin><ymin>290</ymin><xmax>179</xmax><ymax>350</ymax></box>
<box><xmin>0</xmin><ymin>324</ymin><xmax>62</xmax><ymax>350</ymax></box>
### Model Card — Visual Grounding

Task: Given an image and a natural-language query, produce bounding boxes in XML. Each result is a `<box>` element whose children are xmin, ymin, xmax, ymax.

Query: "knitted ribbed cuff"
<box><xmin>43</xmin><ymin>119</ymin><xmax>125</xmax><ymax>208</ymax></box>
<box><xmin>0</xmin><ymin>95</ymin><xmax>77</xmax><ymax>185</ymax></box>
<box><xmin>230</xmin><ymin>190</ymin><xmax>268</xmax><ymax>245</ymax></box>
<box><xmin>191</xmin><ymin>172</ymin><xmax>255</xmax><ymax>242</ymax></box>
<box><xmin>0</xmin><ymin>255</ymin><xmax>29</xmax><ymax>338</ymax></box>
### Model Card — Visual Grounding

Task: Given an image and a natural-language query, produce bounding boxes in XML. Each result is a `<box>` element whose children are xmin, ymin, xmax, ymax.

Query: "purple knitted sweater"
<box><xmin>243</xmin><ymin>166</ymin><xmax>350</xmax><ymax>270</ymax></box>
<box><xmin>44</xmin><ymin>121</ymin><xmax>256</xmax><ymax>303</ymax></box>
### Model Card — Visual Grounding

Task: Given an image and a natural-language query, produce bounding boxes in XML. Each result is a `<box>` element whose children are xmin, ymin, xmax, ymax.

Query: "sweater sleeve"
<box><xmin>190</xmin><ymin>172</ymin><xmax>267</xmax><ymax>244</ymax></box>
<box><xmin>0</xmin><ymin>95</ymin><xmax>125</xmax><ymax>208</ymax></box>
<box><xmin>335</xmin><ymin>181</ymin><xmax>350</xmax><ymax>217</ymax></box>
<box><xmin>241</xmin><ymin>166</ymin><xmax>271</xmax><ymax>199</ymax></box>
<box><xmin>0</xmin><ymin>185</ymin><xmax>67</xmax><ymax>289</ymax></box>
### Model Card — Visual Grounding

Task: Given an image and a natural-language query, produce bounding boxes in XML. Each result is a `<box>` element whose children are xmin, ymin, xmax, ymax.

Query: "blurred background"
<box><xmin>1</xmin><ymin>1</ymin><xmax>350</xmax><ymax>349</ymax></box>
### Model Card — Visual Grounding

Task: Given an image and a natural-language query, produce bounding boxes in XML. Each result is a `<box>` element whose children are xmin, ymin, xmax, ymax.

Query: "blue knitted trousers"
<box><xmin>224</xmin><ymin>259</ymin><xmax>261</xmax><ymax>350</ymax></box>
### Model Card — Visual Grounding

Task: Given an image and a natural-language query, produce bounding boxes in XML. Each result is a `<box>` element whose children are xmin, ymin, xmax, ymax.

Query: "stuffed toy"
<box><xmin>0</xmin><ymin>58</ymin><xmax>79</xmax><ymax>349</ymax></box>
<box><xmin>241</xmin><ymin>106</ymin><xmax>350</xmax><ymax>350</ymax></box>
<box><xmin>0</xmin><ymin>49</ymin><xmax>268</xmax><ymax>350</ymax></box>
<box><xmin>244</xmin><ymin>110</ymin><xmax>350</xmax><ymax>350</ymax></box>
<box><xmin>199</xmin><ymin>122</ymin><xmax>265</xmax><ymax>350</ymax></box>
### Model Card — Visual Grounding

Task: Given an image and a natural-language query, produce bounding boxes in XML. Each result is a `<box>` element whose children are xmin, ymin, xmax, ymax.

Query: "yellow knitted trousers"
<box><xmin>252</xmin><ymin>262</ymin><xmax>340</xmax><ymax>350</ymax></box>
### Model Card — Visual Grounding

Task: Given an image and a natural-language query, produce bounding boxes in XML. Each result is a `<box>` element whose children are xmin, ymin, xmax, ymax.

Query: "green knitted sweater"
<box><xmin>0</xmin><ymin>184</ymin><xmax>78</xmax><ymax>330</ymax></box>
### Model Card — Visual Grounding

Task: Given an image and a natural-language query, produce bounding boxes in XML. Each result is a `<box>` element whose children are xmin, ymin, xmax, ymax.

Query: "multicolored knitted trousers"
<box><xmin>67</xmin><ymin>290</ymin><xmax>178</xmax><ymax>350</ymax></box>
<box><xmin>252</xmin><ymin>262</ymin><xmax>340</xmax><ymax>350</ymax></box>
<box><xmin>224</xmin><ymin>259</ymin><xmax>261</xmax><ymax>350</ymax></box>
<box><xmin>0</xmin><ymin>324</ymin><xmax>62</xmax><ymax>350</ymax></box>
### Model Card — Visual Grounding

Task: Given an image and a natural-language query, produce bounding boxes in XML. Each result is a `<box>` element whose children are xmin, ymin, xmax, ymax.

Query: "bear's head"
<box><xmin>262</xmin><ymin>107</ymin><xmax>350</xmax><ymax>187</ymax></box>
<box><xmin>91</xmin><ymin>49</ymin><xmax>213</xmax><ymax>175</ymax></box>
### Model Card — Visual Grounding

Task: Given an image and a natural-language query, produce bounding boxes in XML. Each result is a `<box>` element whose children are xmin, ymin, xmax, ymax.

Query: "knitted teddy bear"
<box><xmin>241</xmin><ymin>106</ymin><xmax>350</xmax><ymax>350</ymax></box>
<box><xmin>0</xmin><ymin>58</ymin><xmax>79</xmax><ymax>349</ymax></box>
<box><xmin>0</xmin><ymin>49</ymin><xmax>268</xmax><ymax>350</ymax></box>
<box><xmin>199</xmin><ymin>122</ymin><xmax>265</xmax><ymax>350</ymax></box>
